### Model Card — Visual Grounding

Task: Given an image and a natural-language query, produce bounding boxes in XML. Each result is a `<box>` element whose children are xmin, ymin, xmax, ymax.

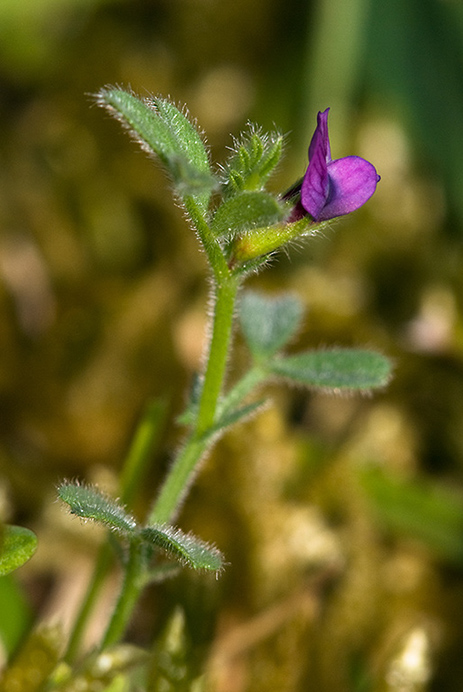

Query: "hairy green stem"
<box><xmin>216</xmin><ymin>364</ymin><xmax>267</xmax><ymax>419</ymax></box>
<box><xmin>183</xmin><ymin>196</ymin><xmax>229</xmax><ymax>284</ymax></box>
<box><xmin>196</xmin><ymin>277</ymin><xmax>239</xmax><ymax>434</ymax></box>
<box><xmin>148</xmin><ymin>436</ymin><xmax>208</xmax><ymax>525</ymax></box>
<box><xmin>148</xmin><ymin>275</ymin><xmax>240</xmax><ymax>524</ymax></box>
<box><xmin>101</xmin><ymin>208</ymin><xmax>240</xmax><ymax>646</ymax></box>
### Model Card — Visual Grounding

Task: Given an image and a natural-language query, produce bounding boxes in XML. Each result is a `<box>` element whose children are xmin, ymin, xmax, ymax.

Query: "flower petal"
<box><xmin>308</xmin><ymin>108</ymin><xmax>331</xmax><ymax>163</ymax></box>
<box><xmin>316</xmin><ymin>156</ymin><xmax>380</xmax><ymax>221</ymax></box>
<box><xmin>301</xmin><ymin>132</ymin><xmax>330</xmax><ymax>220</ymax></box>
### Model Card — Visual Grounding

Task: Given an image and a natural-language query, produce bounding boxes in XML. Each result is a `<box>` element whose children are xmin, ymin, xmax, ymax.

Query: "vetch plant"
<box><xmin>0</xmin><ymin>89</ymin><xmax>390</xmax><ymax>688</ymax></box>
<box><xmin>64</xmin><ymin>86</ymin><xmax>388</xmax><ymax>651</ymax></box>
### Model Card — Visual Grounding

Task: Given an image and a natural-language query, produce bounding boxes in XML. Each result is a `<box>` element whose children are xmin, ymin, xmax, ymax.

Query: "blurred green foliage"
<box><xmin>0</xmin><ymin>575</ymin><xmax>32</xmax><ymax>656</ymax></box>
<box><xmin>0</xmin><ymin>525</ymin><xmax>37</xmax><ymax>576</ymax></box>
<box><xmin>1</xmin><ymin>0</ymin><xmax>463</xmax><ymax>689</ymax></box>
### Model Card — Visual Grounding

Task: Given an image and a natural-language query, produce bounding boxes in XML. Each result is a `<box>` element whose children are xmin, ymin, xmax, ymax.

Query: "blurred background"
<box><xmin>1</xmin><ymin>0</ymin><xmax>463</xmax><ymax>689</ymax></box>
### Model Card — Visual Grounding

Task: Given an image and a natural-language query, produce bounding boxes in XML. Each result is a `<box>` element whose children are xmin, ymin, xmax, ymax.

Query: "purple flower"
<box><xmin>287</xmin><ymin>108</ymin><xmax>380</xmax><ymax>222</ymax></box>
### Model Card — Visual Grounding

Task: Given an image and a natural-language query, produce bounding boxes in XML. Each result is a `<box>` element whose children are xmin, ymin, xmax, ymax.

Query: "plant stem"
<box><xmin>101</xmin><ymin>542</ymin><xmax>144</xmax><ymax>648</ymax></box>
<box><xmin>183</xmin><ymin>196</ymin><xmax>229</xmax><ymax>284</ymax></box>
<box><xmin>98</xmin><ymin>205</ymin><xmax>240</xmax><ymax>647</ymax></box>
<box><xmin>216</xmin><ymin>365</ymin><xmax>267</xmax><ymax>419</ymax></box>
<box><xmin>148</xmin><ymin>274</ymin><xmax>240</xmax><ymax>525</ymax></box>
<box><xmin>148</xmin><ymin>436</ymin><xmax>208</xmax><ymax>525</ymax></box>
<box><xmin>65</xmin><ymin>544</ymin><xmax>113</xmax><ymax>662</ymax></box>
<box><xmin>196</xmin><ymin>277</ymin><xmax>239</xmax><ymax>434</ymax></box>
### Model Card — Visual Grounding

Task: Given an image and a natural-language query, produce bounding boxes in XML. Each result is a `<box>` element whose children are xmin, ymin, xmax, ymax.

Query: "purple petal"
<box><xmin>315</xmin><ymin>156</ymin><xmax>380</xmax><ymax>221</ymax></box>
<box><xmin>301</xmin><ymin>131</ymin><xmax>330</xmax><ymax>220</ymax></box>
<box><xmin>308</xmin><ymin>108</ymin><xmax>331</xmax><ymax>163</ymax></box>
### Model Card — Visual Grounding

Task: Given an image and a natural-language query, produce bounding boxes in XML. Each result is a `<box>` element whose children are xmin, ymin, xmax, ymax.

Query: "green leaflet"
<box><xmin>96</xmin><ymin>88</ymin><xmax>215</xmax><ymax>211</ymax></box>
<box><xmin>0</xmin><ymin>525</ymin><xmax>37</xmax><ymax>577</ymax></box>
<box><xmin>211</xmin><ymin>191</ymin><xmax>284</xmax><ymax>239</ymax></box>
<box><xmin>149</xmin><ymin>96</ymin><xmax>211</xmax><ymax>175</ymax></box>
<box><xmin>58</xmin><ymin>482</ymin><xmax>137</xmax><ymax>535</ymax></box>
<box><xmin>269</xmin><ymin>348</ymin><xmax>392</xmax><ymax>392</ymax></box>
<box><xmin>58</xmin><ymin>482</ymin><xmax>224</xmax><ymax>572</ymax></box>
<box><xmin>140</xmin><ymin>525</ymin><xmax>224</xmax><ymax>572</ymax></box>
<box><xmin>239</xmin><ymin>290</ymin><xmax>304</xmax><ymax>360</ymax></box>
